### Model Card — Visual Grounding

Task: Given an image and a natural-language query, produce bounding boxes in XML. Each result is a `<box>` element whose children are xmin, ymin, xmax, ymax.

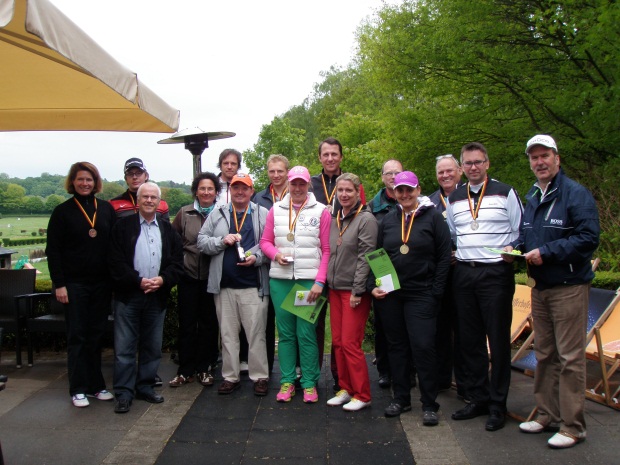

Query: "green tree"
<box><xmin>45</xmin><ymin>194</ymin><xmax>66</xmax><ymax>213</ymax></box>
<box><xmin>243</xmin><ymin>116</ymin><xmax>307</xmax><ymax>190</ymax></box>
<box><xmin>0</xmin><ymin>183</ymin><xmax>26</xmax><ymax>212</ymax></box>
<box><xmin>161</xmin><ymin>188</ymin><xmax>192</xmax><ymax>218</ymax></box>
<box><xmin>98</xmin><ymin>181</ymin><xmax>125</xmax><ymax>201</ymax></box>
<box><xmin>24</xmin><ymin>196</ymin><xmax>46</xmax><ymax>214</ymax></box>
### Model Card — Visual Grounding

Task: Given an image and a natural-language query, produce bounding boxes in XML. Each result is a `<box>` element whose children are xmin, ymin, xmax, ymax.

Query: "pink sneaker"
<box><xmin>276</xmin><ymin>383</ymin><xmax>295</xmax><ymax>402</ymax></box>
<box><xmin>303</xmin><ymin>387</ymin><xmax>318</xmax><ymax>403</ymax></box>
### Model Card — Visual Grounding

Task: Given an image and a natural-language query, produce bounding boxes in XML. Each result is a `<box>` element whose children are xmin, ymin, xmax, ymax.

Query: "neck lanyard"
<box><xmin>336</xmin><ymin>204</ymin><xmax>363</xmax><ymax>245</ymax></box>
<box><xmin>466</xmin><ymin>178</ymin><xmax>488</xmax><ymax>230</ymax></box>
<box><xmin>400</xmin><ymin>205</ymin><xmax>417</xmax><ymax>254</ymax></box>
<box><xmin>270</xmin><ymin>184</ymin><xmax>288</xmax><ymax>204</ymax></box>
<box><xmin>232</xmin><ymin>204</ymin><xmax>249</xmax><ymax>237</ymax></box>
<box><xmin>321</xmin><ymin>174</ymin><xmax>337</xmax><ymax>206</ymax></box>
<box><xmin>73</xmin><ymin>197</ymin><xmax>98</xmax><ymax>238</ymax></box>
<box><xmin>287</xmin><ymin>196</ymin><xmax>308</xmax><ymax>241</ymax></box>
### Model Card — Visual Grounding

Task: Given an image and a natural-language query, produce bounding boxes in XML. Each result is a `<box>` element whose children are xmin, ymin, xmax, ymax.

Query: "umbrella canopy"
<box><xmin>0</xmin><ymin>0</ymin><xmax>179</xmax><ymax>132</ymax></box>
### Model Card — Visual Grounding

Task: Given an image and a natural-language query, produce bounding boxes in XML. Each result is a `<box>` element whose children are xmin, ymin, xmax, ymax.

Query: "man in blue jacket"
<box><xmin>505</xmin><ymin>135</ymin><xmax>599</xmax><ymax>449</ymax></box>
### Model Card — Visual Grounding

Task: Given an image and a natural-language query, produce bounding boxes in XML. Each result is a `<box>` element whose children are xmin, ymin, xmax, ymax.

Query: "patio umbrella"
<box><xmin>0</xmin><ymin>0</ymin><xmax>179</xmax><ymax>132</ymax></box>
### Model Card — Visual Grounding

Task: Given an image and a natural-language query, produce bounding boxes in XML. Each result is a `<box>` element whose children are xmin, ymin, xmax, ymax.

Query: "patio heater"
<box><xmin>158</xmin><ymin>128</ymin><xmax>235</xmax><ymax>178</ymax></box>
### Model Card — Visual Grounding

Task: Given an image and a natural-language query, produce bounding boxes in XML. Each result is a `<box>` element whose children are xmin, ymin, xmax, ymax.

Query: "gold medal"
<box><xmin>442</xmin><ymin>210</ymin><xmax>447</xmax><ymax>218</ymax></box>
<box><xmin>471</xmin><ymin>220</ymin><xmax>479</xmax><ymax>230</ymax></box>
<box><xmin>467</xmin><ymin>179</ymin><xmax>487</xmax><ymax>232</ymax></box>
<box><xmin>88</xmin><ymin>228</ymin><xmax>97</xmax><ymax>238</ymax></box>
<box><xmin>400</xmin><ymin>244</ymin><xmax>410</xmax><ymax>254</ymax></box>
<box><xmin>527</xmin><ymin>277</ymin><xmax>536</xmax><ymax>288</ymax></box>
<box><xmin>287</xmin><ymin>233</ymin><xmax>295</xmax><ymax>242</ymax></box>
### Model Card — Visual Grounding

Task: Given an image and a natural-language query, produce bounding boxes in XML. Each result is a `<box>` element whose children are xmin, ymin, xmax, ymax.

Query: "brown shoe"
<box><xmin>254</xmin><ymin>379</ymin><xmax>269</xmax><ymax>396</ymax></box>
<box><xmin>169</xmin><ymin>374</ymin><xmax>195</xmax><ymax>387</ymax></box>
<box><xmin>218</xmin><ymin>380</ymin><xmax>241</xmax><ymax>395</ymax></box>
<box><xmin>197</xmin><ymin>371</ymin><xmax>215</xmax><ymax>387</ymax></box>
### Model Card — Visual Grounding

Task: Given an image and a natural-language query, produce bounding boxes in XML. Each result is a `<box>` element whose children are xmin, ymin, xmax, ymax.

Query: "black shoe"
<box><xmin>114</xmin><ymin>398</ymin><xmax>131</xmax><ymax>413</ymax></box>
<box><xmin>378</xmin><ymin>375</ymin><xmax>391</xmax><ymax>389</ymax></box>
<box><xmin>423</xmin><ymin>410</ymin><xmax>439</xmax><ymax>426</ymax></box>
<box><xmin>451</xmin><ymin>402</ymin><xmax>489</xmax><ymax>420</ymax></box>
<box><xmin>0</xmin><ymin>374</ymin><xmax>7</xmax><ymax>383</ymax></box>
<box><xmin>153</xmin><ymin>374</ymin><xmax>163</xmax><ymax>387</ymax></box>
<box><xmin>485</xmin><ymin>411</ymin><xmax>506</xmax><ymax>431</ymax></box>
<box><xmin>384</xmin><ymin>401</ymin><xmax>412</xmax><ymax>418</ymax></box>
<box><xmin>136</xmin><ymin>391</ymin><xmax>164</xmax><ymax>403</ymax></box>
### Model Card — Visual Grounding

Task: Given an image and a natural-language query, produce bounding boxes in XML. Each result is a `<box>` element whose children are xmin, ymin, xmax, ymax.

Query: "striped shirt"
<box><xmin>446</xmin><ymin>178</ymin><xmax>522</xmax><ymax>263</ymax></box>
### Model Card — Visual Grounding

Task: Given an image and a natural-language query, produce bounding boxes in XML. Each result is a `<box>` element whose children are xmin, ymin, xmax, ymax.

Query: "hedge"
<box><xmin>2</xmin><ymin>237</ymin><xmax>47</xmax><ymax>247</ymax></box>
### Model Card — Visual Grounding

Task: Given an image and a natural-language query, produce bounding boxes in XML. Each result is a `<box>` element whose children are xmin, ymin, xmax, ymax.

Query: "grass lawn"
<box><xmin>1</xmin><ymin>215</ymin><xmax>50</xmax><ymax>280</ymax></box>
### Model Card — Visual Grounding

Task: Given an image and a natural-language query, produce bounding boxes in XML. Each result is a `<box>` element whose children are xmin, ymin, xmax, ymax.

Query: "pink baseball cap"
<box><xmin>288</xmin><ymin>166</ymin><xmax>310</xmax><ymax>183</ymax></box>
<box><xmin>394</xmin><ymin>171</ymin><xmax>419</xmax><ymax>189</ymax></box>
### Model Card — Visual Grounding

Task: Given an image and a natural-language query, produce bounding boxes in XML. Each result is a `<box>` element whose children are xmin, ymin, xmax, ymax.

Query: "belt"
<box><xmin>458</xmin><ymin>261</ymin><xmax>505</xmax><ymax>268</ymax></box>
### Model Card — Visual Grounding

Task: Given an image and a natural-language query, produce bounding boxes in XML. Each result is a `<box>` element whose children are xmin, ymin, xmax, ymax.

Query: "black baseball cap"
<box><xmin>124</xmin><ymin>158</ymin><xmax>147</xmax><ymax>174</ymax></box>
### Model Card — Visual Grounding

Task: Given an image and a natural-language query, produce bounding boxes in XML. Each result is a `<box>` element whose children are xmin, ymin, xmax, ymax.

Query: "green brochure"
<box><xmin>364</xmin><ymin>248</ymin><xmax>401</xmax><ymax>292</ymax></box>
<box><xmin>281</xmin><ymin>283</ymin><xmax>327</xmax><ymax>324</ymax></box>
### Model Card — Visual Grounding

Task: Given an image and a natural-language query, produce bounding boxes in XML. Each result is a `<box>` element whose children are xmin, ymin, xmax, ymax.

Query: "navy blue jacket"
<box><xmin>512</xmin><ymin>169</ymin><xmax>599</xmax><ymax>289</ymax></box>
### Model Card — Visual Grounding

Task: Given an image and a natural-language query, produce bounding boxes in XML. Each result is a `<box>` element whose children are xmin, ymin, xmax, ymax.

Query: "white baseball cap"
<box><xmin>525</xmin><ymin>135</ymin><xmax>557</xmax><ymax>154</ymax></box>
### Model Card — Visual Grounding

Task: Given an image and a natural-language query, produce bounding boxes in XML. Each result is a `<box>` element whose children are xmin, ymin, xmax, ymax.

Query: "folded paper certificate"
<box><xmin>281</xmin><ymin>284</ymin><xmax>327</xmax><ymax>324</ymax></box>
<box><xmin>365</xmin><ymin>248</ymin><xmax>401</xmax><ymax>292</ymax></box>
<box><xmin>375</xmin><ymin>274</ymin><xmax>396</xmax><ymax>293</ymax></box>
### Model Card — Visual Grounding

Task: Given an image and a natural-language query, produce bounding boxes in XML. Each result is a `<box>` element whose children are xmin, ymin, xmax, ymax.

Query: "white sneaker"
<box><xmin>343</xmin><ymin>398</ymin><xmax>371</xmax><ymax>411</ymax></box>
<box><xmin>89</xmin><ymin>390</ymin><xmax>114</xmax><ymax>401</ymax></box>
<box><xmin>548</xmin><ymin>431</ymin><xmax>586</xmax><ymax>449</ymax></box>
<box><xmin>72</xmin><ymin>394</ymin><xmax>90</xmax><ymax>408</ymax></box>
<box><xmin>327</xmin><ymin>389</ymin><xmax>352</xmax><ymax>406</ymax></box>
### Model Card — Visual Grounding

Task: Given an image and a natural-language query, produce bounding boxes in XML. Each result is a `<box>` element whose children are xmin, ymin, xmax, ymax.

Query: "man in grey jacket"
<box><xmin>197</xmin><ymin>173</ymin><xmax>270</xmax><ymax>396</ymax></box>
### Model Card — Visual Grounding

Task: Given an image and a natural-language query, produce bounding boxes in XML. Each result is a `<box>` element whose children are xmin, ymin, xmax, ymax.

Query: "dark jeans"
<box><xmin>113</xmin><ymin>292</ymin><xmax>166</xmax><ymax>400</ymax></box>
<box><xmin>65</xmin><ymin>281</ymin><xmax>111</xmax><ymax>396</ymax></box>
<box><xmin>176</xmin><ymin>276</ymin><xmax>218</xmax><ymax>376</ymax></box>
<box><xmin>453</xmin><ymin>261</ymin><xmax>515</xmax><ymax>411</ymax></box>
<box><xmin>376</xmin><ymin>289</ymin><xmax>440</xmax><ymax>412</ymax></box>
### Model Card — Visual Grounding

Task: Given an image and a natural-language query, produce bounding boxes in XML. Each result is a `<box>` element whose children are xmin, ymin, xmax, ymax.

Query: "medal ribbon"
<box><xmin>270</xmin><ymin>184</ymin><xmax>288</xmax><ymax>204</ymax></box>
<box><xmin>321</xmin><ymin>175</ymin><xmax>337</xmax><ymax>206</ymax></box>
<box><xmin>401</xmin><ymin>206</ymin><xmax>417</xmax><ymax>246</ymax></box>
<box><xmin>232</xmin><ymin>204</ymin><xmax>249</xmax><ymax>235</ymax></box>
<box><xmin>336</xmin><ymin>204</ymin><xmax>364</xmax><ymax>239</ymax></box>
<box><xmin>466</xmin><ymin>177</ymin><xmax>488</xmax><ymax>222</ymax></box>
<box><xmin>289</xmin><ymin>197</ymin><xmax>309</xmax><ymax>235</ymax></box>
<box><xmin>73</xmin><ymin>197</ymin><xmax>97</xmax><ymax>229</ymax></box>
<box><xmin>439</xmin><ymin>193</ymin><xmax>447</xmax><ymax>209</ymax></box>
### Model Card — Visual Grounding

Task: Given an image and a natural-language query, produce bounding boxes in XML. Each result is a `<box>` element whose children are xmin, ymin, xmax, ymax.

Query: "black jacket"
<box><xmin>108</xmin><ymin>213</ymin><xmax>184</xmax><ymax>305</ymax></box>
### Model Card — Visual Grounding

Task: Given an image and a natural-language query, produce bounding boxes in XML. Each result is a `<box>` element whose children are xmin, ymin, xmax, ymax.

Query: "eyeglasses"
<box><xmin>382</xmin><ymin>171</ymin><xmax>402</xmax><ymax>177</ymax></box>
<box><xmin>462</xmin><ymin>159</ymin><xmax>487</xmax><ymax>168</ymax></box>
<box><xmin>126</xmin><ymin>171</ymin><xmax>145</xmax><ymax>178</ymax></box>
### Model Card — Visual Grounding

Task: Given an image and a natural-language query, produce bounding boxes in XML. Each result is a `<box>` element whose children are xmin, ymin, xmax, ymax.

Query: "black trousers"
<box><xmin>176</xmin><ymin>276</ymin><xmax>219</xmax><ymax>376</ymax></box>
<box><xmin>376</xmin><ymin>289</ymin><xmax>439</xmax><ymax>411</ymax></box>
<box><xmin>65</xmin><ymin>281</ymin><xmax>111</xmax><ymax>396</ymax></box>
<box><xmin>453</xmin><ymin>261</ymin><xmax>515</xmax><ymax>412</ymax></box>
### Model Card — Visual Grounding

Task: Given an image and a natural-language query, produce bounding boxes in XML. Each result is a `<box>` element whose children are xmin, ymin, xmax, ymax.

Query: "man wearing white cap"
<box><xmin>505</xmin><ymin>135</ymin><xmax>599</xmax><ymax>449</ymax></box>
<box><xmin>446</xmin><ymin>142</ymin><xmax>522</xmax><ymax>432</ymax></box>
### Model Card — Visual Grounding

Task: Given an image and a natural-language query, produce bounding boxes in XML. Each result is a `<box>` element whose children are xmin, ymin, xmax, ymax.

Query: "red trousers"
<box><xmin>329</xmin><ymin>289</ymin><xmax>371</xmax><ymax>402</ymax></box>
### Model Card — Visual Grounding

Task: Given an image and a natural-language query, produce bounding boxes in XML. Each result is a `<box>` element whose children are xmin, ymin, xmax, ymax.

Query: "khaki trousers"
<box><xmin>531</xmin><ymin>283</ymin><xmax>589</xmax><ymax>435</ymax></box>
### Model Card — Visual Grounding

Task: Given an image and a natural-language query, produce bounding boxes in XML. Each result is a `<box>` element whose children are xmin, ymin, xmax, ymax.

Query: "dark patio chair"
<box><xmin>0</xmin><ymin>268</ymin><xmax>42</xmax><ymax>367</ymax></box>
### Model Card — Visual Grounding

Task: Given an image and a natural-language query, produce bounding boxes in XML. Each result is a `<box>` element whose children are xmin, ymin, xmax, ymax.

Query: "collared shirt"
<box><xmin>134</xmin><ymin>214</ymin><xmax>162</xmax><ymax>278</ymax></box>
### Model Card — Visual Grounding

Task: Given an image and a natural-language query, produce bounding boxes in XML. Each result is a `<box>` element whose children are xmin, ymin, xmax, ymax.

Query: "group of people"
<box><xmin>46</xmin><ymin>133</ymin><xmax>600</xmax><ymax>450</ymax></box>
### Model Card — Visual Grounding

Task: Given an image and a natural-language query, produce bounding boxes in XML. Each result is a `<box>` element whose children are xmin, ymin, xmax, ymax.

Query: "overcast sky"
<box><xmin>2</xmin><ymin>0</ymin><xmax>393</xmax><ymax>184</ymax></box>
